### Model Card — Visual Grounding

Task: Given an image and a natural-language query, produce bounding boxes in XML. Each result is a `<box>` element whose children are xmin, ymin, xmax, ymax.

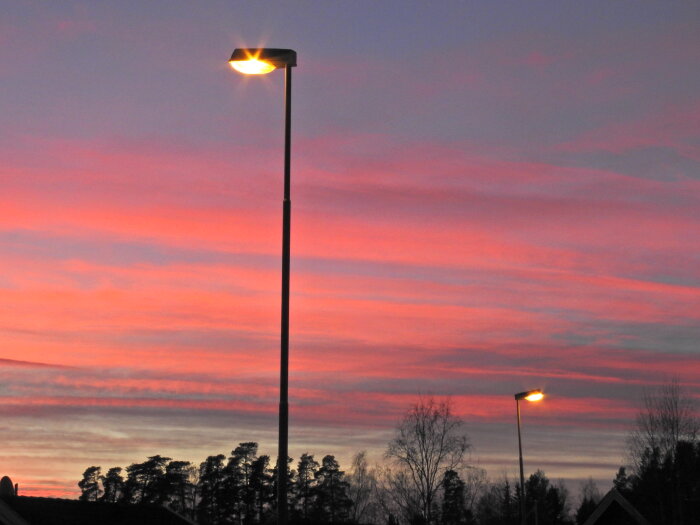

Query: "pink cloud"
<box><xmin>556</xmin><ymin>100</ymin><xmax>700</xmax><ymax>155</ymax></box>
<box><xmin>1</xmin><ymin>12</ymin><xmax>699</xmax><ymax>496</ymax></box>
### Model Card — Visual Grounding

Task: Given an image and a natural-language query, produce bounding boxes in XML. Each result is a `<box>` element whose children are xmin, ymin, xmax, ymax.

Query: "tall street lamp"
<box><xmin>228</xmin><ymin>47</ymin><xmax>297</xmax><ymax>525</ymax></box>
<box><xmin>514</xmin><ymin>389</ymin><xmax>544</xmax><ymax>525</ymax></box>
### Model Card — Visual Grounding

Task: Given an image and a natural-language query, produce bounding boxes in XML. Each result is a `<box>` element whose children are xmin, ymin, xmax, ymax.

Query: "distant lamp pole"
<box><xmin>228</xmin><ymin>47</ymin><xmax>297</xmax><ymax>525</ymax></box>
<box><xmin>514</xmin><ymin>389</ymin><xmax>544</xmax><ymax>525</ymax></box>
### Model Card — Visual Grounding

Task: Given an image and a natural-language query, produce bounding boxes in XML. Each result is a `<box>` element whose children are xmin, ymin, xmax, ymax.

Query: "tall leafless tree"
<box><xmin>628</xmin><ymin>377</ymin><xmax>698</xmax><ymax>471</ymax></box>
<box><xmin>385</xmin><ymin>397</ymin><xmax>470</xmax><ymax>524</ymax></box>
<box><xmin>347</xmin><ymin>451</ymin><xmax>378</xmax><ymax>525</ymax></box>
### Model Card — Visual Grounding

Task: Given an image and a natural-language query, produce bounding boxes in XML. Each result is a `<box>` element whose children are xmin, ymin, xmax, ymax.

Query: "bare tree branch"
<box><xmin>385</xmin><ymin>397</ymin><xmax>470</xmax><ymax>524</ymax></box>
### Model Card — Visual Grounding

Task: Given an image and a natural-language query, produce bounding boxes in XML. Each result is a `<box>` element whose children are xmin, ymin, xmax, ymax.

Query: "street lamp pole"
<box><xmin>278</xmin><ymin>60</ymin><xmax>292</xmax><ymax>525</ymax></box>
<box><xmin>516</xmin><ymin>396</ymin><xmax>526</xmax><ymax>525</ymax></box>
<box><xmin>514</xmin><ymin>389</ymin><xmax>544</xmax><ymax>525</ymax></box>
<box><xmin>228</xmin><ymin>48</ymin><xmax>297</xmax><ymax>525</ymax></box>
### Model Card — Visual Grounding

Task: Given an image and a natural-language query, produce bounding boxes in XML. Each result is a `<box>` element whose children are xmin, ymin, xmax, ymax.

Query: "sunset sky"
<box><xmin>1</xmin><ymin>1</ymin><xmax>699</xmax><ymax>498</ymax></box>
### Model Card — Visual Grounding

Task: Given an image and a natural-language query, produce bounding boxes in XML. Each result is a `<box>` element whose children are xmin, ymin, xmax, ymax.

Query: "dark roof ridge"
<box><xmin>1</xmin><ymin>494</ymin><xmax>197</xmax><ymax>525</ymax></box>
<box><xmin>0</xmin><ymin>498</ymin><xmax>29</xmax><ymax>525</ymax></box>
<box><xmin>582</xmin><ymin>487</ymin><xmax>651</xmax><ymax>525</ymax></box>
<box><xmin>3</xmin><ymin>495</ymin><xmax>171</xmax><ymax>508</ymax></box>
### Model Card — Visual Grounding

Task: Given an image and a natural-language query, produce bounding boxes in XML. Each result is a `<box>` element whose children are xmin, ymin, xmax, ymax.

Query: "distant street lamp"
<box><xmin>228</xmin><ymin>47</ymin><xmax>297</xmax><ymax>525</ymax></box>
<box><xmin>514</xmin><ymin>389</ymin><xmax>544</xmax><ymax>525</ymax></box>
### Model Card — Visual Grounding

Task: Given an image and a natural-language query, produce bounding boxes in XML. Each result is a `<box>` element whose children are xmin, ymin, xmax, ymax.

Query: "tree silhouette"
<box><xmin>628</xmin><ymin>378</ymin><xmax>698</xmax><ymax>470</ymax></box>
<box><xmin>165</xmin><ymin>460</ymin><xmax>195</xmax><ymax>516</ymax></box>
<box><xmin>622</xmin><ymin>441</ymin><xmax>700</xmax><ymax>525</ymax></box>
<box><xmin>100</xmin><ymin>467</ymin><xmax>124</xmax><ymax>504</ymax></box>
<box><xmin>574</xmin><ymin>478</ymin><xmax>600</xmax><ymax>525</ymax></box>
<box><xmin>386</xmin><ymin>397</ymin><xmax>470</xmax><ymax>525</ymax></box>
<box><xmin>522</xmin><ymin>470</ymin><xmax>569</xmax><ymax>525</ymax></box>
<box><xmin>198</xmin><ymin>454</ymin><xmax>228</xmax><ymax>525</ymax></box>
<box><xmin>271</xmin><ymin>455</ymin><xmax>295</xmax><ymax>521</ymax></box>
<box><xmin>441</xmin><ymin>470</ymin><xmax>471</xmax><ymax>525</ymax></box>
<box><xmin>347</xmin><ymin>451</ymin><xmax>378</xmax><ymax>525</ymax></box>
<box><xmin>313</xmin><ymin>455</ymin><xmax>352</xmax><ymax>524</ymax></box>
<box><xmin>229</xmin><ymin>442</ymin><xmax>259</xmax><ymax>523</ymax></box>
<box><xmin>124</xmin><ymin>455</ymin><xmax>171</xmax><ymax>504</ymax></box>
<box><xmin>618</xmin><ymin>378</ymin><xmax>700</xmax><ymax>525</ymax></box>
<box><xmin>78</xmin><ymin>466</ymin><xmax>102</xmax><ymax>502</ymax></box>
<box><xmin>250</xmin><ymin>455</ymin><xmax>273</xmax><ymax>523</ymax></box>
<box><xmin>475</xmin><ymin>478</ymin><xmax>517</xmax><ymax>525</ymax></box>
<box><xmin>294</xmin><ymin>453</ymin><xmax>319</xmax><ymax>523</ymax></box>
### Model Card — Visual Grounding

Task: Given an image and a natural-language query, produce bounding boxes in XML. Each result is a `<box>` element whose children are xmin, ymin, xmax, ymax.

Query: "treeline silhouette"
<box><xmin>77</xmin><ymin>446</ymin><xmax>580</xmax><ymax>525</ymax></box>
<box><xmin>78</xmin><ymin>442</ymin><xmax>364</xmax><ymax>525</ymax></box>
<box><xmin>77</xmin><ymin>385</ymin><xmax>700</xmax><ymax>525</ymax></box>
<box><xmin>78</xmin><ymin>443</ymin><xmax>357</xmax><ymax>525</ymax></box>
<box><xmin>608</xmin><ymin>441</ymin><xmax>700</xmax><ymax>525</ymax></box>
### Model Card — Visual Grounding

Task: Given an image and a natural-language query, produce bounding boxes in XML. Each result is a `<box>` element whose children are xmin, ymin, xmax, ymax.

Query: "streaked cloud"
<box><xmin>0</xmin><ymin>0</ymin><xmax>698</xmax><ymax>498</ymax></box>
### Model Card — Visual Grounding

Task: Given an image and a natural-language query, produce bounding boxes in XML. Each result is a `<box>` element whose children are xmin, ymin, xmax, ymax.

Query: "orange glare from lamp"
<box><xmin>524</xmin><ymin>391</ymin><xmax>544</xmax><ymax>402</ymax></box>
<box><xmin>229</xmin><ymin>56</ymin><xmax>276</xmax><ymax>74</ymax></box>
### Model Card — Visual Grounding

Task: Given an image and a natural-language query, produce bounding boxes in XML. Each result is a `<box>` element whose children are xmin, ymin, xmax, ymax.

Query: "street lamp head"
<box><xmin>515</xmin><ymin>389</ymin><xmax>544</xmax><ymax>402</ymax></box>
<box><xmin>228</xmin><ymin>48</ymin><xmax>297</xmax><ymax>74</ymax></box>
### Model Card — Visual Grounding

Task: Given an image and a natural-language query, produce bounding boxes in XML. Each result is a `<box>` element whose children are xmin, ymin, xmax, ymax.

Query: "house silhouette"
<box><xmin>582</xmin><ymin>487</ymin><xmax>651</xmax><ymax>525</ymax></box>
<box><xmin>0</xmin><ymin>476</ymin><xmax>195</xmax><ymax>525</ymax></box>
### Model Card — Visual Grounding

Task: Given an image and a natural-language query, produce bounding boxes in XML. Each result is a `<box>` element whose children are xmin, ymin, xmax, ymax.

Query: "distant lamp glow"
<box><xmin>229</xmin><ymin>58</ymin><xmax>276</xmax><ymax>74</ymax></box>
<box><xmin>524</xmin><ymin>391</ymin><xmax>544</xmax><ymax>402</ymax></box>
<box><xmin>515</xmin><ymin>389</ymin><xmax>544</xmax><ymax>401</ymax></box>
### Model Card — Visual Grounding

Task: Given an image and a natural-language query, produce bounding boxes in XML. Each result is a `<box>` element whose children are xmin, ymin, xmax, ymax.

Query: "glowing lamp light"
<box><xmin>524</xmin><ymin>391</ymin><xmax>544</xmax><ymax>402</ymax></box>
<box><xmin>229</xmin><ymin>58</ymin><xmax>276</xmax><ymax>75</ymax></box>
<box><xmin>515</xmin><ymin>389</ymin><xmax>544</xmax><ymax>402</ymax></box>
<box><xmin>228</xmin><ymin>48</ymin><xmax>297</xmax><ymax>75</ymax></box>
